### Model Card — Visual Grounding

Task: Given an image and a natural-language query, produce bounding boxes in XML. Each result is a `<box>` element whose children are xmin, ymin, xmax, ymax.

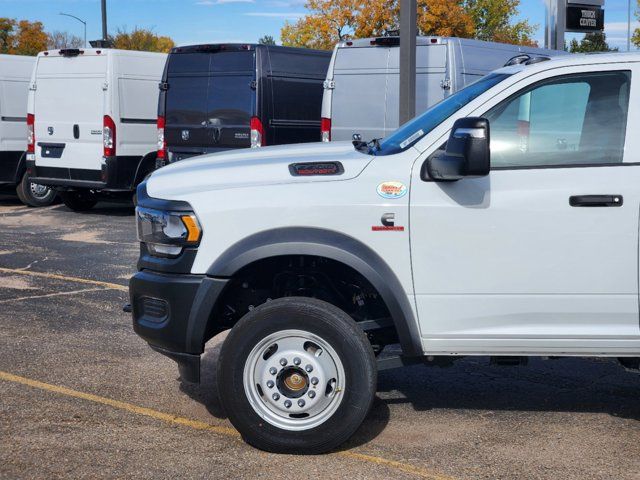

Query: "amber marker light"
<box><xmin>181</xmin><ymin>215</ymin><xmax>202</xmax><ymax>243</ymax></box>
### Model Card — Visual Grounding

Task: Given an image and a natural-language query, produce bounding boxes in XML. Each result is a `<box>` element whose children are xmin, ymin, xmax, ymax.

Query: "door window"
<box><xmin>485</xmin><ymin>71</ymin><xmax>630</xmax><ymax>168</ymax></box>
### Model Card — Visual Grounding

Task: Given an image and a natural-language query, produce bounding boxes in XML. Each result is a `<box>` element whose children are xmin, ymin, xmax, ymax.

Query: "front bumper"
<box><xmin>130</xmin><ymin>270</ymin><xmax>228</xmax><ymax>383</ymax></box>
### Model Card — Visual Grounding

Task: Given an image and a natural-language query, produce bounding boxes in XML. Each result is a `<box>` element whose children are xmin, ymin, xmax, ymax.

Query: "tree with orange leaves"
<box><xmin>281</xmin><ymin>0</ymin><xmax>535</xmax><ymax>50</ymax></box>
<box><xmin>0</xmin><ymin>18</ymin><xmax>48</xmax><ymax>55</ymax></box>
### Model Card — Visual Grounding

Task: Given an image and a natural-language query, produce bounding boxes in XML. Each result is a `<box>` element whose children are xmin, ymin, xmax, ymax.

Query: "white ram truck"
<box><xmin>130</xmin><ymin>52</ymin><xmax>640</xmax><ymax>453</ymax></box>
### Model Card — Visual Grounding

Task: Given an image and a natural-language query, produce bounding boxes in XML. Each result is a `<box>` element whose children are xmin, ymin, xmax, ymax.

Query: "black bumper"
<box><xmin>129</xmin><ymin>269</ymin><xmax>228</xmax><ymax>383</ymax></box>
<box><xmin>29</xmin><ymin>155</ymin><xmax>145</xmax><ymax>191</ymax></box>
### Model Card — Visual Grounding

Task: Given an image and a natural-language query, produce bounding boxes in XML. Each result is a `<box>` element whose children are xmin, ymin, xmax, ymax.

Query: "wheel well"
<box><xmin>133</xmin><ymin>152</ymin><xmax>158</xmax><ymax>187</ymax></box>
<box><xmin>208</xmin><ymin>255</ymin><xmax>399</xmax><ymax>353</ymax></box>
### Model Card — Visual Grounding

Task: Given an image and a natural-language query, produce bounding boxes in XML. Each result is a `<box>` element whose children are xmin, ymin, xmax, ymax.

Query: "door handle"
<box><xmin>569</xmin><ymin>195</ymin><xmax>623</xmax><ymax>207</ymax></box>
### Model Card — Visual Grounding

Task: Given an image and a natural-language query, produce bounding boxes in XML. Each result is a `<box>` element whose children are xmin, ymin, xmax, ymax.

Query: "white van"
<box><xmin>27</xmin><ymin>48</ymin><xmax>166</xmax><ymax>211</ymax></box>
<box><xmin>0</xmin><ymin>54</ymin><xmax>56</xmax><ymax>206</ymax></box>
<box><xmin>321</xmin><ymin>36</ymin><xmax>564</xmax><ymax>142</ymax></box>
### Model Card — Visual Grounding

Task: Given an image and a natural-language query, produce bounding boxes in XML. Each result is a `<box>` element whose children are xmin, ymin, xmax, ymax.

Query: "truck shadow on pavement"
<box><xmin>179</xmin><ymin>332</ymin><xmax>392</xmax><ymax>449</ymax></box>
<box><xmin>377</xmin><ymin>356</ymin><xmax>640</xmax><ymax>421</ymax></box>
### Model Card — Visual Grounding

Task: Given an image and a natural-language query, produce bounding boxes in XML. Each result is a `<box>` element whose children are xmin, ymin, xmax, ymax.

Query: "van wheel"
<box><xmin>217</xmin><ymin>297</ymin><xmax>377</xmax><ymax>454</ymax></box>
<box><xmin>16</xmin><ymin>173</ymin><xmax>56</xmax><ymax>207</ymax></box>
<box><xmin>60</xmin><ymin>191</ymin><xmax>98</xmax><ymax>212</ymax></box>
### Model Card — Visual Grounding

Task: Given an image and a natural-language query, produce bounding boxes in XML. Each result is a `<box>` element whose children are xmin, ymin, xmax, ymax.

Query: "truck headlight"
<box><xmin>136</xmin><ymin>207</ymin><xmax>202</xmax><ymax>258</ymax></box>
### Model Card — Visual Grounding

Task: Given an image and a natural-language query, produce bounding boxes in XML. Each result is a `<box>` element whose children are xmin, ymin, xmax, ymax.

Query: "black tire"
<box><xmin>59</xmin><ymin>191</ymin><xmax>98</xmax><ymax>212</ymax></box>
<box><xmin>217</xmin><ymin>297</ymin><xmax>377</xmax><ymax>454</ymax></box>
<box><xmin>15</xmin><ymin>173</ymin><xmax>56</xmax><ymax>207</ymax></box>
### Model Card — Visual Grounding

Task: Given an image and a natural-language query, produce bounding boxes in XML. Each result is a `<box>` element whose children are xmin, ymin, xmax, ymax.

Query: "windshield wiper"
<box><xmin>352</xmin><ymin>135</ymin><xmax>382</xmax><ymax>155</ymax></box>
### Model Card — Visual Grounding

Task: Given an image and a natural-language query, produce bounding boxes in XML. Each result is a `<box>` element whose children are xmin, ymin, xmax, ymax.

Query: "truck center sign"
<box><xmin>566</xmin><ymin>4</ymin><xmax>605</xmax><ymax>32</ymax></box>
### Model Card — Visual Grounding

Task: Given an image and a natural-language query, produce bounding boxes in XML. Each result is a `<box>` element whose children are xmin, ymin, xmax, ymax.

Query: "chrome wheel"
<box><xmin>243</xmin><ymin>329</ymin><xmax>345</xmax><ymax>431</ymax></box>
<box><xmin>29</xmin><ymin>181</ymin><xmax>51</xmax><ymax>200</ymax></box>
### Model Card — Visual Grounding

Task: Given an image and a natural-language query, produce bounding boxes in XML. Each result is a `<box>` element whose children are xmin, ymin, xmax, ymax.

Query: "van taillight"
<box><xmin>321</xmin><ymin>117</ymin><xmax>331</xmax><ymax>142</ymax></box>
<box><xmin>27</xmin><ymin>114</ymin><xmax>35</xmax><ymax>153</ymax></box>
<box><xmin>250</xmin><ymin>116</ymin><xmax>265</xmax><ymax>148</ymax></box>
<box><xmin>157</xmin><ymin>116</ymin><xmax>166</xmax><ymax>159</ymax></box>
<box><xmin>103</xmin><ymin>115</ymin><xmax>116</xmax><ymax>157</ymax></box>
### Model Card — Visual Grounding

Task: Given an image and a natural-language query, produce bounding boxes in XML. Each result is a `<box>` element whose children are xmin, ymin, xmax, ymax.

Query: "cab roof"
<box><xmin>494</xmin><ymin>51</ymin><xmax>640</xmax><ymax>76</ymax></box>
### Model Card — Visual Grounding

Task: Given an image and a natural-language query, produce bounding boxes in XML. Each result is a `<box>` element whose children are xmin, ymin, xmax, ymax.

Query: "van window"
<box><xmin>206</xmin><ymin>75</ymin><xmax>253</xmax><ymax>125</ymax></box>
<box><xmin>210</xmin><ymin>51</ymin><xmax>254</xmax><ymax>73</ymax></box>
<box><xmin>485</xmin><ymin>71</ymin><xmax>630</xmax><ymax>168</ymax></box>
<box><xmin>168</xmin><ymin>53</ymin><xmax>210</xmax><ymax>74</ymax></box>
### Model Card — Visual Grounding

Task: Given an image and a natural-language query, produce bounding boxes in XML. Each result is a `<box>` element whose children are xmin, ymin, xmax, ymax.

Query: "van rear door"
<box><xmin>330</xmin><ymin>46</ymin><xmax>390</xmax><ymax>142</ymax></box>
<box><xmin>34</xmin><ymin>53</ymin><xmax>106</xmax><ymax>172</ymax></box>
<box><xmin>385</xmin><ymin>43</ymin><xmax>447</xmax><ymax>132</ymax></box>
<box><xmin>165</xmin><ymin>47</ymin><xmax>255</xmax><ymax>159</ymax></box>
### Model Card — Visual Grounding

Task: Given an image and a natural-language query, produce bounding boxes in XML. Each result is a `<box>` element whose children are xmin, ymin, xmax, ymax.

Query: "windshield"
<box><xmin>374</xmin><ymin>73</ymin><xmax>511</xmax><ymax>156</ymax></box>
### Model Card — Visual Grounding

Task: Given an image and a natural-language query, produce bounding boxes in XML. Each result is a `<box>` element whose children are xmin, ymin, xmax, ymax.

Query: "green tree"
<box><xmin>569</xmin><ymin>32</ymin><xmax>617</xmax><ymax>53</ymax></box>
<box><xmin>111</xmin><ymin>27</ymin><xmax>175</xmax><ymax>53</ymax></box>
<box><xmin>258</xmin><ymin>35</ymin><xmax>276</xmax><ymax>45</ymax></box>
<box><xmin>463</xmin><ymin>0</ymin><xmax>537</xmax><ymax>46</ymax></box>
<box><xmin>632</xmin><ymin>0</ymin><xmax>640</xmax><ymax>47</ymax></box>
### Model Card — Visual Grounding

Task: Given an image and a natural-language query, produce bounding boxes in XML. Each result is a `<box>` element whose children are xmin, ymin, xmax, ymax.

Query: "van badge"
<box><xmin>181</xmin><ymin>130</ymin><xmax>190</xmax><ymax>141</ymax></box>
<box><xmin>47</xmin><ymin>126</ymin><xmax>54</xmax><ymax>136</ymax></box>
<box><xmin>372</xmin><ymin>213</ymin><xmax>404</xmax><ymax>232</ymax></box>
<box><xmin>376</xmin><ymin>181</ymin><xmax>407</xmax><ymax>199</ymax></box>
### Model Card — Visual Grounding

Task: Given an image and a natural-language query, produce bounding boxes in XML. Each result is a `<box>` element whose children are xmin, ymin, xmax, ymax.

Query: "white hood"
<box><xmin>146</xmin><ymin>142</ymin><xmax>373</xmax><ymax>198</ymax></box>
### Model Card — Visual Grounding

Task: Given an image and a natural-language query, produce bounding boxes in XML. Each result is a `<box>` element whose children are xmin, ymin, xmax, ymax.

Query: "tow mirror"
<box><xmin>423</xmin><ymin>117</ymin><xmax>490</xmax><ymax>181</ymax></box>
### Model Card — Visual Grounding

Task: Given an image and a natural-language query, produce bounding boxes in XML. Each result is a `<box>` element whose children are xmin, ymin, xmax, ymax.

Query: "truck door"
<box><xmin>410</xmin><ymin>66</ymin><xmax>640</xmax><ymax>354</ymax></box>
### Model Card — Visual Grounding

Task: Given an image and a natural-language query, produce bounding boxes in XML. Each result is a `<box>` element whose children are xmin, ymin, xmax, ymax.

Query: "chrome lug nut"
<box><xmin>305</xmin><ymin>364</ymin><xmax>313</xmax><ymax>373</ymax></box>
<box><xmin>279</xmin><ymin>358</ymin><xmax>288</xmax><ymax>366</ymax></box>
<box><xmin>284</xmin><ymin>400</ymin><xmax>292</xmax><ymax>408</ymax></box>
<box><xmin>269</xmin><ymin>367</ymin><xmax>277</xmax><ymax>375</ymax></box>
<box><xmin>298</xmin><ymin>399</ymin><xmax>306</xmax><ymax>407</ymax></box>
<box><xmin>266</xmin><ymin>380</ymin><xmax>274</xmax><ymax>389</ymax></box>
<box><xmin>293</xmin><ymin>357</ymin><xmax>301</xmax><ymax>366</ymax></box>
<box><xmin>308</xmin><ymin>390</ymin><xmax>316</xmax><ymax>398</ymax></box>
<box><xmin>310</xmin><ymin>377</ymin><xmax>319</xmax><ymax>385</ymax></box>
<box><xmin>272</xmin><ymin>393</ymin><xmax>280</xmax><ymax>401</ymax></box>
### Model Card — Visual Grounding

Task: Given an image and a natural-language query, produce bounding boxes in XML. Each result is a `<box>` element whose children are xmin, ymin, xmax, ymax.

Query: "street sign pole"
<box><xmin>545</xmin><ymin>0</ymin><xmax>566</xmax><ymax>50</ymax></box>
<box><xmin>399</xmin><ymin>0</ymin><xmax>417</xmax><ymax>125</ymax></box>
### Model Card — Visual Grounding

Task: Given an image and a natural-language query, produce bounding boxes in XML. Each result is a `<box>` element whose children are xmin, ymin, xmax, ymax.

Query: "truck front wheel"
<box><xmin>59</xmin><ymin>191</ymin><xmax>97</xmax><ymax>212</ymax></box>
<box><xmin>217</xmin><ymin>297</ymin><xmax>377</xmax><ymax>454</ymax></box>
<box><xmin>16</xmin><ymin>173</ymin><xmax>56</xmax><ymax>207</ymax></box>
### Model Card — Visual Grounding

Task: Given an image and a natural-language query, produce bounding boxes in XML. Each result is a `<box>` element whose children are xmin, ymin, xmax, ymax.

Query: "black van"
<box><xmin>157</xmin><ymin>44</ymin><xmax>331</xmax><ymax>163</ymax></box>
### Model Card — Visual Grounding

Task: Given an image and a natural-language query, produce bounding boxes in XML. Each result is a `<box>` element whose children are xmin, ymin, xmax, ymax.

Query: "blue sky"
<box><xmin>0</xmin><ymin>0</ymin><xmax>638</xmax><ymax>50</ymax></box>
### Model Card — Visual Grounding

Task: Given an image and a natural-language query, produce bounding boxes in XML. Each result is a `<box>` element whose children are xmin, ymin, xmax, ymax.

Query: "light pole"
<box><xmin>59</xmin><ymin>12</ymin><xmax>87</xmax><ymax>48</ymax></box>
<box><xmin>399</xmin><ymin>0</ymin><xmax>417</xmax><ymax>124</ymax></box>
<box><xmin>628</xmin><ymin>0</ymin><xmax>631</xmax><ymax>51</ymax></box>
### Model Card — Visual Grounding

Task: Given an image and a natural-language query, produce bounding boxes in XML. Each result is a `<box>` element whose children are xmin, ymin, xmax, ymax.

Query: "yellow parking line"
<box><xmin>0</xmin><ymin>370</ymin><xmax>455</xmax><ymax>480</ymax></box>
<box><xmin>0</xmin><ymin>370</ymin><xmax>237</xmax><ymax>437</ymax></box>
<box><xmin>0</xmin><ymin>267</ymin><xmax>128</xmax><ymax>292</ymax></box>
<box><xmin>0</xmin><ymin>287</ymin><xmax>109</xmax><ymax>304</ymax></box>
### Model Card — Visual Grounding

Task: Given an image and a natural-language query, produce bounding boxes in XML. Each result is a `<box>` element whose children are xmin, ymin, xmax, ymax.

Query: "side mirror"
<box><xmin>423</xmin><ymin>117</ymin><xmax>490</xmax><ymax>181</ymax></box>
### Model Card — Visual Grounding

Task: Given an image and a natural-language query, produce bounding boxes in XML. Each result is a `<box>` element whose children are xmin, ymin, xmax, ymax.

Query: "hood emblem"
<box><xmin>181</xmin><ymin>130</ymin><xmax>190</xmax><ymax>141</ymax></box>
<box><xmin>47</xmin><ymin>126</ymin><xmax>54</xmax><ymax>135</ymax></box>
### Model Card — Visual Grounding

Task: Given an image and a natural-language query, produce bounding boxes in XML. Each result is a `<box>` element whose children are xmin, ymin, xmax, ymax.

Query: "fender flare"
<box><xmin>133</xmin><ymin>152</ymin><xmax>158</xmax><ymax>188</ymax></box>
<box><xmin>207</xmin><ymin>227</ymin><xmax>423</xmax><ymax>357</ymax></box>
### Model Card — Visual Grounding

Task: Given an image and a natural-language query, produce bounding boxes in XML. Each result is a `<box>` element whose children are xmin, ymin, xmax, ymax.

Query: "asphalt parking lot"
<box><xmin>1</xmin><ymin>194</ymin><xmax>639</xmax><ymax>480</ymax></box>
